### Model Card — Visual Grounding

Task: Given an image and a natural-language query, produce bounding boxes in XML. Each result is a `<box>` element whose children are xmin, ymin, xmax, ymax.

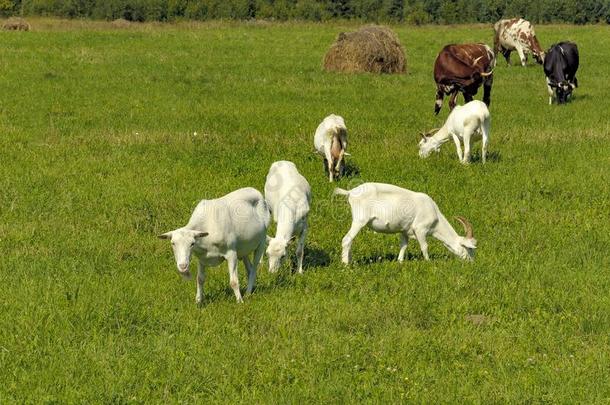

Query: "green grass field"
<box><xmin>1</xmin><ymin>19</ymin><xmax>609</xmax><ymax>402</ymax></box>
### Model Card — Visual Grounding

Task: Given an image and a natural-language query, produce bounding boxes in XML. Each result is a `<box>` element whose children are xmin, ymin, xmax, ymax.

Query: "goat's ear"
<box><xmin>194</xmin><ymin>231</ymin><xmax>208</xmax><ymax>239</ymax></box>
<box><xmin>158</xmin><ymin>232</ymin><xmax>172</xmax><ymax>240</ymax></box>
<box><xmin>419</xmin><ymin>133</ymin><xmax>427</xmax><ymax>142</ymax></box>
<box><xmin>460</xmin><ymin>237</ymin><xmax>477</xmax><ymax>249</ymax></box>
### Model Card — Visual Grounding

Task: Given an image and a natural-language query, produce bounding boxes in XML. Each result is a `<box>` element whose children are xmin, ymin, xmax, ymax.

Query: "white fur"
<box><xmin>314</xmin><ymin>114</ymin><xmax>348</xmax><ymax>182</ymax></box>
<box><xmin>419</xmin><ymin>100</ymin><xmax>490</xmax><ymax>164</ymax></box>
<box><xmin>334</xmin><ymin>183</ymin><xmax>477</xmax><ymax>264</ymax></box>
<box><xmin>159</xmin><ymin>187</ymin><xmax>270</xmax><ymax>304</ymax></box>
<box><xmin>264</xmin><ymin>161</ymin><xmax>311</xmax><ymax>274</ymax></box>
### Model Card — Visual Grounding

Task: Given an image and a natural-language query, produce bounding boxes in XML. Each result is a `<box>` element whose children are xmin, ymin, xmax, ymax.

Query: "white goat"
<box><xmin>419</xmin><ymin>100</ymin><xmax>490</xmax><ymax>164</ymax></box>
<box><xmin>264</xmin><ymin>161</ymin><xmax>311</xmax><ymax>274</ymax></box>
<box><xmin>314</xmin><ymin>114</ymin><xmax>348</xmax><ymax>181</ymax></box>
<box><xmin>334</xmin><ymin>183</ymin><xmax>477</xmax><ymax>264</ymax></box>
<box><xmin>159</xmin><ymin>187</ymin><xmax>270</xmax><ymax>304</ymax></box>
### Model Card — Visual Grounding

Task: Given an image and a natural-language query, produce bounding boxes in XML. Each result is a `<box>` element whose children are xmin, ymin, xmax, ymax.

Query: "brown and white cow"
<box><xmin>433</xmin><ymin>43</ymin><xmax>495</xmax><ymax>115</ymax></box>
<box><xmin>494</xmin><ymin>18</ymin><xmax>544</xmax><ymax>66</ymax></box>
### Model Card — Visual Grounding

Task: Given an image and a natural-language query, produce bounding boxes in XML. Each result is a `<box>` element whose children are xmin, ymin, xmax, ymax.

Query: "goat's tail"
<box><xmin>333</xmin><ymin>187</ymin><xmax>350</xmax><ymax>197</ymax></box>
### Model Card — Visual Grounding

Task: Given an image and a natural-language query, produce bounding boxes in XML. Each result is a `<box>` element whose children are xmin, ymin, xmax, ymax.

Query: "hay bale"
<box><xmin>111</xmin><ymin>18</ymin><xmax>131</xmax><ymax>29</ymax></box>
<box><xmin>2</xmin><ymin>18</ymin><xmax>31</xmax><ymax>31</ymax></box>
<box><xmin>323</xmin><ymin>25</ymin><xmax>406</xmax><ymax>74</ymax></box>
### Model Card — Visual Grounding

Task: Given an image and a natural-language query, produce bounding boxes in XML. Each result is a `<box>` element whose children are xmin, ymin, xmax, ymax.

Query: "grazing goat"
<box><xmin>419</xmin><ymin>100</ymin><xmax>490</xmax><ymax>164</ymax></box>
<box><xmin>334</xmin><ymin>183</ymin><xmax>477</xmax><ymax>264</ymax></box>
<box><xmin>159</xmin><ymin>187</ymin><xmax>269</xmax><ymax>304</ymax></box>
<box><xmin>314</xmin><ymin>114</ymin><xmax>348</xmax><ymax>181</ymax></box>
<box><xmin>264</xmin><ymin>161</ymin><xmax>311</xmax><ymax>273</ymax></box>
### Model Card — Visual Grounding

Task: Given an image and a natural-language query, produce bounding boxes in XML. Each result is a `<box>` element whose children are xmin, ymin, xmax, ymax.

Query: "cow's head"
<box><xmin>418</xmin><ymin>129</ymin><xmax>441</xmax><ymax>158</ymax></box>
<box><xmin>550</xmin><ymin>80</ymin><xmax>575</xmax><ymax>104</ymax></box>
<box><xmin>533</xmin><ymin>51</ymin><xmax>545</xmax><ymax>65</ymax></box>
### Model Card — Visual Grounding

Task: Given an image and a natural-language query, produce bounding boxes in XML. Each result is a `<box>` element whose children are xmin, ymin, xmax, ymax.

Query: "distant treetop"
<box><xmin>2</xmin><ymin>0</ymin><xmax>609</xmax><ymax>25</ymax></box>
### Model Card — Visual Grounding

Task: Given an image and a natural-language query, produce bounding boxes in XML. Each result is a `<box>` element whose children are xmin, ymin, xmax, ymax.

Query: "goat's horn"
<box><xmin>480</xmin><ymin>69</ymin><xmax>494</xmax><ymax>77</ymax></box>
<box><xmin>426</xmin><ymin>128</ymin><xmax>441</xmax><ymax>136</ymax></box>
<box><xmin>455</xmin><ymin>216</ymin><xmax>474</xmax><ymax>238</ymax></box>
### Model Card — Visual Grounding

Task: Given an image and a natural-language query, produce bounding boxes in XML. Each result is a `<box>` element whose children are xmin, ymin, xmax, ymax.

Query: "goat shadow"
<box><xmin>353</xmin><ymin>250</ymin><xmax>452</xmax><ymax>266</ymax></box>
<box><xmin>320</xmin><ymin>159</ymin><xmax>360</xmax><ymax>180</ymax></box>
<box><xmin>199</xmin><ymin>246</ymin><xmax>331</xmax><ymax>304</ymax></box>
<box><xmin>342</xmin><ymin>161</ymin><xmax>360</xmax><ymax>178</ymax></box>
<box><xmin>470</xmin><ymin>150</ymin><xmax>501</xmax><ymax>163</ymax></box>
<box><xmin>299</xmin><ymin>246</ymin><xmax>331</xmax><ymax>269</ymax></box>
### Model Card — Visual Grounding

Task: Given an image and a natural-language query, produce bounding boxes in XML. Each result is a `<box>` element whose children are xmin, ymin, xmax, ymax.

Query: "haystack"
<box><xmin>111</xmin><ymin>18</ymin><xmax>131</xmax><ymax>29</ymax></box>
<box><xmin>2</xmin><ymin>18</ymin><xmax>30</xmax><ymax>31</ymax></box>
<box><xmin>323</xmin><ymin>25</ymin><xmax>406</xmax><ymax>74</ymax></box>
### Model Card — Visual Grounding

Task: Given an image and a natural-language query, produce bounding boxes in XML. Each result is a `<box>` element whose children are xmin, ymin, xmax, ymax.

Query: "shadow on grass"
<box><xmin>318</xmin><ymin>159</ymin><xmax>360</xmax><ymax>181</ymax></box>
<box><xmin>301</xmin><ymin>246</ymin><xmax>331</xmax><ymax>269</ymax></box>
<box><xmin>342</xmin><ymin>161</ymin><xmax>360</xmax><ymax>178</ymax></box>
<box><xmin>352</xmin><ymin>250</ymin><xmax>451</xmax><ymax>265</ymax></box>
<box><xmin>197</xmin><ymin>246</ymin><xmax>332</xmax><ymax>305</ymax></box>
<box><xmin>468</xmin><ymin>150</ymin><xmax>501</xmax><ymax>164</ymax></box>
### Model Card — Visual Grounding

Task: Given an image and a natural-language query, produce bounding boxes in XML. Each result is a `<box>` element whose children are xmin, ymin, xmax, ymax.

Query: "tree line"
<box><xmin>1</xmin><ymin>0</ymin><xmax>609</xmax><ymax>24</ymax></box>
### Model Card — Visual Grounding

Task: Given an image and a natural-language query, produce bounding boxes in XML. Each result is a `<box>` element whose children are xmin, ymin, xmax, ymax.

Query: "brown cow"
<box><xmin>433</xmin><ymin>43</ymin><xmax>495</xmax><ymax>115</ymax></box>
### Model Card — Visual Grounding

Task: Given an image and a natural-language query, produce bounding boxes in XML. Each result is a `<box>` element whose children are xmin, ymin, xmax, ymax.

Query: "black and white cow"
<box><xmin>544</xmin><ymin>42</ymin><xmax>579</xmax><ymax>105</ymax></box>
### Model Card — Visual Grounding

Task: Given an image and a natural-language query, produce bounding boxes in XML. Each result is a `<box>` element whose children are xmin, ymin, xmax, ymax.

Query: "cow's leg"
<box><xmin>516</xmin><ymin>46</ymin><xmax>526</xmax><ymax>67</ymax></box>
<box><xmin>225</xmin><ymin>251</ymin><xmax>243</xmax><ymax>303</ymax></box>
<box><xmin>398</xmin><ymin>233</ymin><xmax>409</xmax><ymax>263</ymax></box>
<box><xmin>448</xmin><ymin>91</ymin><xmax>459</xmax><ymax>111</ymax></box>
<box><xmin>483</xmin><ymin>76</ymin><xmax>493</xmax><ymax>107</ymax></box>
<box><xmin>451</xmin><ymin>134</ymin><xmax>463</xmax><ymax>162</ymax></box>
<box><xmin>434</xmin><ymin>86</ymin><xmax>445</xmax><ymax>115</ymax></box>
<box><xmin>502</xmin><ymin>49</ymin><xmax>511</xmax><ymax>65</ymax></box>
<box><xmin>547</xmin><ymin>85</ymin><xmax>554</xmax><ymax>105</ymax></box>
<box><xmin>341</xmin><ymin>221</ymin><xmax>366</xmax><ymax>265</ymax></box>
<box><xmin>196</xmin><ymin>261</ymin><xmax>206</xmax><ymax>305</ymax></box>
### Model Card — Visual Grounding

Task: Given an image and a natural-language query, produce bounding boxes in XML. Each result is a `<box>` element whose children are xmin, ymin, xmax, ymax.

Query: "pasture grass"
<box><xmin>1</xmin><ymin>19</ymin><xmax>609</xmax><ymax>402</ymax></box>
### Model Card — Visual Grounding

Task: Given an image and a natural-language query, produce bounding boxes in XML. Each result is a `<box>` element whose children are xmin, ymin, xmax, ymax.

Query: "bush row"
<box><xmin>2</xmin><ymin>0</ymin><xmax>609</xmax><ymax>24</ymax></box>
